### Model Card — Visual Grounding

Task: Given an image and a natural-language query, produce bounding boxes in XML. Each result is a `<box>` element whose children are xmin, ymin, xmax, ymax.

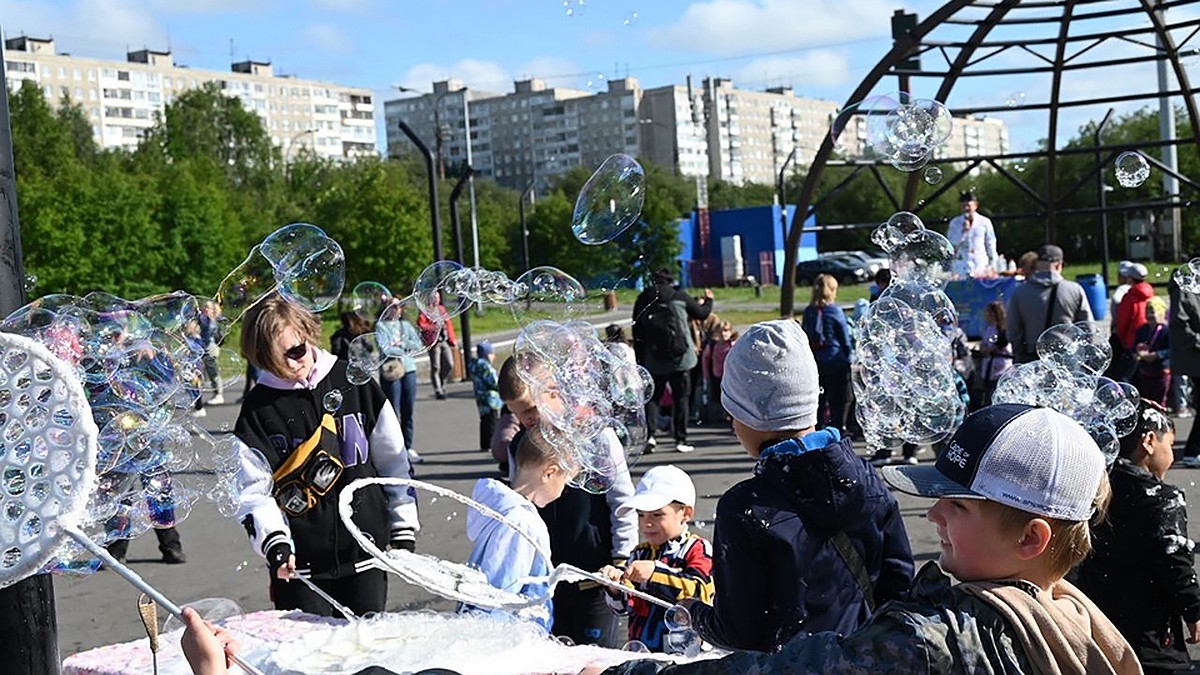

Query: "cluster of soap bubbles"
<box><xmin>572</xmin><ymin>154</ymin><xmax>645</xmax><ymax>246</ymax></box>
<box><xmin>0</xmin><ymin>223</ymin><xmax>345</xmax><ymax>576</ymax></box>
<box><xmin>562</xmin><ymin>0</ymin><xmax>585</xmax><ymax>17</ymax></box>
<box><xmin>1115</xmin><ymin>151</ymin><xmax>1151</xmax><ymax>188</ymax></box>
<box><xmin>853</xmin><ymin>212</ymin><xmax>966</xmax><ymax>447</ymax></box>
<box><xmin>1173</xmin><ymin>258</ymin><xmax>1200</xmax><ymax>293</ymax></box>
<box><xmin>831</xmin><ymin>95</ymin><xmax>953</xmax><ymax>172</ymax></box>
<box><xmin>993</xmin><ymin>322</ymin><xmax>1139</xmax><ymax>464</ymax></box>
<box><xmin>660</xmin><ymin>604</ymin><xmax>702</xmax><ymax>657</ymax></box>
<box><xmin>512</xmin><ymin>320</ymin><xmax>653</xmax><ymax>491</ymax></box>
<box><xmin>338</xmin><ymin>263</ymin><xmax>588</xmax><ymax>386</ymax></box>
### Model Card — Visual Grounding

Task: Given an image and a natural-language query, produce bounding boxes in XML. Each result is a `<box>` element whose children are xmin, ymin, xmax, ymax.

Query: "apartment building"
<box><xmin>384</xmin><ymin>74</ymin><xmax>1012</xmax><ymax>190</ymax></box>
<box><xmin>2</xmin><ymin>35</ymin><xmax>376</xmax><ymax>158</ymax></box>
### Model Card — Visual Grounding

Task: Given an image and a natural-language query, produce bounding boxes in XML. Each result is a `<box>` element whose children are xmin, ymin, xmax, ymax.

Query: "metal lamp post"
<box><xmin>450</xmin><ymin>168</ymin><xmax>474</xmax><ymax>370</ymax></box>
<box><xmin>518</xmin><ymin>180</ymin><xmax>536</xmax><ymax>273</ymax></box>
<box><xmin>1094</xmin><ymin>108</ymin><xmax>1115</xmax><ymax>287</ymax></box>
<box><xmin>777</xmin><ymin>147</ymin><xmax>798</xmax><ymax>286</ymax></box>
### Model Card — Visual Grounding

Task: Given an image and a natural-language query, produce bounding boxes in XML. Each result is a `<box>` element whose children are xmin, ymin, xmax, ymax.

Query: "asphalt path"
<box><xmin>54</xmin><ymin>380</ymin><xmax>1200</xmax><ymax>671</ymax></box>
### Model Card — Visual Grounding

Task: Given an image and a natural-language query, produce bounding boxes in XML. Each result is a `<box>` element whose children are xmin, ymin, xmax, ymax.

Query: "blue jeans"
<box><xmin>382</xmin><ymin>370</ymin><xmax>417</xmax><ymax>450</ymax></box>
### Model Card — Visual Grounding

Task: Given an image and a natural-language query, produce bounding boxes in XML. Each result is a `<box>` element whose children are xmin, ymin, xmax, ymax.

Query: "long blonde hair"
<box><xmin>810</xmin><ymin>274</ymin><xmax>839</xmax><ymax>307</ymax></box>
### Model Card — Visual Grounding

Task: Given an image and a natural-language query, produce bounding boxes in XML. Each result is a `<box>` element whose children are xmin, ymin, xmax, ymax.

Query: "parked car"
<box><xmin>795</xmin><ymin>256</ymin><xmax>872</xmax><ymax>286</ymax></box>
<box><xmin>822</xmin><ymin>250</ymin><xmax>890</xmax><ymax>275</ymax></box>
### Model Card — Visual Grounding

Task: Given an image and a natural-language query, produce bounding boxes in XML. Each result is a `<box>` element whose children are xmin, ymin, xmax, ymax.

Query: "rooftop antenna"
<box><xmin>229</xmin><ymin>37</ymin><xmax>234</xmax><ymax>64</ymax></box>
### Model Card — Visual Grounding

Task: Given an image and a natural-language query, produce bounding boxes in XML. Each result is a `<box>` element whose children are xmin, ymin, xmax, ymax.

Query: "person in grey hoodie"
<box><xmin>1006</xmin><ymin>244</ymin><xmax>1093</xmax><ymax>363</ymax></box>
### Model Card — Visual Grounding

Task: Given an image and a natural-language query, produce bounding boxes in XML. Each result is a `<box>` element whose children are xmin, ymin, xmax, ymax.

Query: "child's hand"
<box><xmin>598</xmin><ymin>565</ymin><xmax>625</xmax><ymax>584</ymax></box>
<box><xmin>180</xmin><ymin>607</ymin><xmax>239</xmax><ymax>675</ymax></box>
<box><xmin>1188</xmin><ymin>620</ymin><xmax>1200</xmax><ymax>644</ymax></box>
<box><xmin>624</xmin><ymin>560</ymin><xmax>656</xmax><ymax>585</ymax></box>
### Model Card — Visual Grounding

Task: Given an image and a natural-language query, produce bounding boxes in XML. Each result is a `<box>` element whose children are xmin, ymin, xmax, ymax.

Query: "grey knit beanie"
<box><xmin>721</xmin><ymin>319</ymin><xmax>821</xmax><ymax>431</ymax></box>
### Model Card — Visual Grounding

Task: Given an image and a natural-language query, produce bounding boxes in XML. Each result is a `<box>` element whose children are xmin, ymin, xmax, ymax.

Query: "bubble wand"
<box><xmin>0</xmin><ymin>333</ymin><xmax>267</xmax><ymax>675</ymax></box>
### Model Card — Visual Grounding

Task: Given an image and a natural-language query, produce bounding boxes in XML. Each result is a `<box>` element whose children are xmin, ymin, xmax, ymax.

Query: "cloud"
<box><xmin>515</xmin><ymin>56</ymin><xmax>582</xmax><ymax>89</ymax></box>
<box><xmin>398</xmin><ymin>59</ymin><xmax>512</xmax><ymax>93</ymax></box>
<box><xmin>651</xmin><ymin>0</ymin><xmax>896</xmax><ymax>56</ymax></box>
<box><xmin>731</xmin><ymin>50</ymin><xmax>853</xmax><ymax>90</ymax></box>
<box><xmin>297</xmin><ymin>23</ymin><xmax>352</xmax><ymax>55</ymax></box>
<box><xmin>0</xmin><ymin>0</ymin><xmax>167</xmax><ymax>57</ymax></box>
<box><xmin>152</xmin><ymin>0</ymin><xmax>271</xmax><ymax>13</ymax></box>
<box><xmin>307</xmin><ymin>0</ymin><xmax>371</xmax><ymax>10</ymax></box>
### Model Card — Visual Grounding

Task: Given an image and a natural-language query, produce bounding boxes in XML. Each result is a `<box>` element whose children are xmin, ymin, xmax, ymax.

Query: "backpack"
<box><xmin>642</xmin><ymin>290</ymin><xmax>689</xmax><ymax>358</ymax></box>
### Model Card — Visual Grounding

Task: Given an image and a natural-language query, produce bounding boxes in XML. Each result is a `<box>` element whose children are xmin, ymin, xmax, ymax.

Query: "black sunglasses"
<box><xmin>283</xmin><ymin>343</ymin><xmax>309</xmax><ymax>361</ymax></box>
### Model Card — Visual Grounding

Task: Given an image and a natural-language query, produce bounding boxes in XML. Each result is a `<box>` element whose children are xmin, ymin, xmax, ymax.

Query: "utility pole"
<box><xmin>0</xmin><ymin>47</ymin><xmax>52</xmax><ymax>675</ymax></box>
<box><xmin>1156</xmin><ymin>0</ymin><xmax>1182</xmax><ymax>260</ymax></box>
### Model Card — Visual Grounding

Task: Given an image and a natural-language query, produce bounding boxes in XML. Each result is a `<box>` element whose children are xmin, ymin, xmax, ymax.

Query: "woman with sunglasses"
<box><xmin>230</xmin><ymin>293</ymin><xmax>420</xmax><ymax>616</ymax></box>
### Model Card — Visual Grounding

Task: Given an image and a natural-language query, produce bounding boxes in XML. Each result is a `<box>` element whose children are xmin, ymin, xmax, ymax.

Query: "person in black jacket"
<box><xmin>1074</xmin><ymin>399</ymin><xmax>1200</xmax><ymax>673</ymax></box>
<box><xmin>232</xmin><ymin>293</ymin><xmax>420</xmax><ymax>616</ymax></box>
<box><xmin>631</xmin><ymin>268</ymin><xmax>713</xmax><ymax>453</ymax></box>
<box><xmin>687</xmin><ymin>319</ymin><xmax>914</xmax><ymax>653</ymax></box>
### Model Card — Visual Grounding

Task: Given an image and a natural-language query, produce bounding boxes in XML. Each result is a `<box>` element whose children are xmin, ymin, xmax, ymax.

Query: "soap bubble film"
<box><xmin>1114</xmin><ymin>151</ymin><xmax>1150</xmax><ymax>188</ymax></box>
<box><xmin>572</xmin><ymin>154</ymin><xmax>646</xmax><ymax>245</ymax></box>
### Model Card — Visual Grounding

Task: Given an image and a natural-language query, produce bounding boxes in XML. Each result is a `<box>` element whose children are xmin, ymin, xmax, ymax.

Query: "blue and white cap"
<box><xmin>882</xmin><ymin>404</ymin><xmax>1105</xmax><ymax>522</ymax></box>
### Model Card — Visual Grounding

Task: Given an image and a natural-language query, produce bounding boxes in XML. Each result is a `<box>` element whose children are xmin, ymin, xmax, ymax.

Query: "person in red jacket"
<box><xmin>1116</xmin><ymin>262</ymin><xmax>1153</xmax><ymax>351</ymax></box>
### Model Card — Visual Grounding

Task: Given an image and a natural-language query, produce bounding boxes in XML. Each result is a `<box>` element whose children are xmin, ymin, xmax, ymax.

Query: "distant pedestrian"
<box><xmin>1006</xmin><ymin>244</ymin><xmax>1093</xmax><ymax>363</ymax></box>
<box><xmin>801</xmin><ymin>274</ymin><xmax>852</xmax><ymax>430</ymax></box>
<box><xmin>417</xmin><ymin>291</ymin><xmax>457</xmax><ymax>400</ymax></box>
<box><xmin>468</xmin><ymin>341</ymin><xmax>502</xmax><ymax>453</ymax></box>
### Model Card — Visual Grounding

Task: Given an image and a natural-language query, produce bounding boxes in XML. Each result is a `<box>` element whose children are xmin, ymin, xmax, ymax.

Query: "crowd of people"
<box><xmin>174</xmin><ymin>251</ymin><xmax>1200</xmax><ymax>675</ymax></box>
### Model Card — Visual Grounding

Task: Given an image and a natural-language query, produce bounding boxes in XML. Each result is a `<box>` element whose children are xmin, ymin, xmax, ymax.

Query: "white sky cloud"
<box><xmin>297</xmin><ymin>23</ymin><xmax>352</xmax><ymax>55</ymax></box>
<box><xmin>398</xmin><ymin>59</ymin><xmax>512</xmax><ymax>93</ymax></box>
<box><xmin>731</xmin><ymin>50</ymin><xmax>853</xmax><ymax>90</ymax></box>
<box><xmin>0</xmin><ymin>0</ymin><xmax>167</xmax><ymax>56</ymax></box>
<box><xmin>650</xmin><ymin>0</ymin><xmax>897</xmax><ymax>56</ymax></box>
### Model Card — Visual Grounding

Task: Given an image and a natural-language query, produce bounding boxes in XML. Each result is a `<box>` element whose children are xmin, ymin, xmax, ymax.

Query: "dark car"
<box><xmin>795</xmin><ymin>256</ymin><xmax>872</xmax><ymax>286</ymax></box>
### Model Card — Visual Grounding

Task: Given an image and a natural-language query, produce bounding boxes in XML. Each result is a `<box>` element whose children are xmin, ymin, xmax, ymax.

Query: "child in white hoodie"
<box><xmin>465</xmin><ymin>426</ymin><xmax>576</xmax><ymax>630</ymax></box>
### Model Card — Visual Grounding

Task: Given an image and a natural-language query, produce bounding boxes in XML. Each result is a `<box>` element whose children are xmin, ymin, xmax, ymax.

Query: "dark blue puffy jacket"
<box><xmin>691</xmin><ymin>429</ymin><xmax>914</xmax><ymax>653</ymax></box>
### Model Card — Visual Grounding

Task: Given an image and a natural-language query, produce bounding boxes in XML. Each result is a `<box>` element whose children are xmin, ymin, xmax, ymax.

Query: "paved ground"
<box><xmin>55</xmin><ymin>378</ymin><xmax>1200</xmax><ymax>670</ymax></box>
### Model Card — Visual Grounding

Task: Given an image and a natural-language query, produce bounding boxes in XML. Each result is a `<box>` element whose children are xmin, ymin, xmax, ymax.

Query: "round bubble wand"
<box><xmin>0</xmin><ymin>333</ymin><xmax>267</xmax><ymax>675</ymax></box>
<box><xmin>339</xmin><ymin>477</ymin><xmax>673</xmax><ymax>611</ymax></box>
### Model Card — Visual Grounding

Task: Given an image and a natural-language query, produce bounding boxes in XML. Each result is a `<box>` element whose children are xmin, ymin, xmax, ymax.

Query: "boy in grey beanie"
<box><xmin>684</xmin><ymin>319</ymin><xmax>914</xmax><ymax>653</ymax></box>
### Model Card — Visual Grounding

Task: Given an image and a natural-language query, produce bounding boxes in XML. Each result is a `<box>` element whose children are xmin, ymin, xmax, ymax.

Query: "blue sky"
<box><xmin>3</xmin><ymin>0</ymin><xmax>1196</xmax><ymax>154</ymax></box>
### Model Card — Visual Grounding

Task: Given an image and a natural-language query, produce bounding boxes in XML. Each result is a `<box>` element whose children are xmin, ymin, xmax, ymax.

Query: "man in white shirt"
<box><xmin>947</xmin><ymin>191</ymin><xmax>998</xmax><ymax>278</ymax></box>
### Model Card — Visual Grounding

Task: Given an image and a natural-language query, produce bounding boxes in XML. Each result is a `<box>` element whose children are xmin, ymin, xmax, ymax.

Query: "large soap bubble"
<box><xmin>1114</xmin><ymin>151</ymin><xmax>1150</xmax><ymax>188</ymax></box>
<box><xmin>572</xmin><ymin>154</ymin><xmax>646</xmax><ymax>245</ymax></box>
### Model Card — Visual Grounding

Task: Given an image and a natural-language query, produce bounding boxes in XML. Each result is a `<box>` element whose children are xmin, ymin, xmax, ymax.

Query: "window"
<box><xmin>117</xmin><ymin>71</ymin><xmax>130</xmax><ymax>81</ymax></box>
<box><xmin>73</xmin><ymin>68</ymin><xmax>81</xmax><ymax>80</ymax></box>
<box><xmin>148</xmin><ymin>92</ymin><xmax>161</xmax><ymax>103</ymax></box>
<box><xmin>6</xmin><ymin>61</ymin><xmax>35</xmax><ymax>73</ymax></box>
<box><xmin>88</xmin><ymin>69</ymin><xmax>96</xmax><ymax>81</ymax></box>
<box><xmin>102</xmin><ymin>68</ymin><xmax>116</xmax><ymax>78</ymax></box>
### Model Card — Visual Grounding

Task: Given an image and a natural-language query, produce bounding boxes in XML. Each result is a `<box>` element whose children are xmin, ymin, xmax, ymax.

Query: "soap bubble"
<box><xmin>923</xmin><ymin>166</ymin><xmax>943</xmax><ymax>184</ymax></box>
<box><xmin>572</xmin><ymin>154</ymin><xmax>646</xmax><ymax>245</ymax></box>
<box><xmin>511</xmin><ymin>267</ymin><xmax>588</xmax><ymax>326</ymax></box>
<box><xmin>323</xmin><ymin>390</ymin><xmax>344</xmax><ymax>413</ymax></box>
<box><xmin>664</xmin><ymin>628</ymin><xmax>702</xmax><ymax>657</ymax></box>
<box><xmin>351</xmin><ymin>281</ymin><xmax>393</xmax><ymax>323</ymax></box>
<box><xmin>259</xmin><ymin>223</ymin><xmax>345</xmax><ymax>313</ymax></box>
<box><xmin>1115</xmin><ymin>151</ymin><xmax>1150</xmax><ymax>188</ymax></box>
<box><xmin>414</xmin><ymin>261</ymin><xmax>470</xmax><ymax>320</ymax></box>
<box><xmin>622</xmin><ymin>11</ymin><xmax>639</xmax><ymax>26</ymax></box>
<box><xmin>1005</xmin><ymin>91</ymin><xmax>1026</xmax><ymax>108</ymax></box>
<box><xmin>833</xmin><ymin>94</ymin><xmax>953</xmax><ymax>172</ymax></box>
<box><xmin>376</xmin><ymin>296</ymin><xmax>429</xmax><ymax>359</ymax></box>
<box><xmin>622</xmin><ymin>640</ymin><xmax>649</xmax><ymax>652</ymax></box>
<box><xmin>562</xmin><ymin>0</ymin><xmax>585</xmax><ymax>17</ymax></box>
<box><xmin>664</xmin><ymin>604</ymin><xmax>692</xmax><ymax>631</ymax></box>
<box><xmin>1173</xmin><ymin>258</ymin><xmax>1200</xmax><ymax>293</ymax></box>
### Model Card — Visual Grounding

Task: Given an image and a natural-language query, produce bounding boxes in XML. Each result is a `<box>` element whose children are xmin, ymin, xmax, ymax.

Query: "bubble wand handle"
<box><xmin>554</xmin><ymin>564</ymin><xmax>673</xmax><ymax>610</ymax></box>
<box><xmin>289</xmin><ymin>573</ymin><xmax>357</xmax><ymax>621</ymax></box>
<box><xmin>61</xmin><ymin>525</ymin><xmax>268</xmax><ymax>675</ymax></box>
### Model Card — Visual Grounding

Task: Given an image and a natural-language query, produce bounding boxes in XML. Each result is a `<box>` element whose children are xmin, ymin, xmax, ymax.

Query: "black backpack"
<box><xmin>641</xmin><ymin>290</ymin><xmax>689</xmax><ymax>358</ymax></box>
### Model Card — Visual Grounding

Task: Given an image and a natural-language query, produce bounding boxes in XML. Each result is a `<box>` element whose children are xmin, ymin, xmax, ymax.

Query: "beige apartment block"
<box><xmin>3</xmin><ymin>35</ymin><xmax>376</xmax><ymax>159</ymax></box>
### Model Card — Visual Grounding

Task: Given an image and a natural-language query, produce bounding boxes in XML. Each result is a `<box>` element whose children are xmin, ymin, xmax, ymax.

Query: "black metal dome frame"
<box><xmin>780</xmin><ymin>0</ymin><xmax>1200</xmax><ymax>315</ymax></box>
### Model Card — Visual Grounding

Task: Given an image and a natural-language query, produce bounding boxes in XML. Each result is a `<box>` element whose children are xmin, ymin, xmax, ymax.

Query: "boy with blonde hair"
<box><xmin>599</xmin><ymin>403</ymin><xmax>1141</xmax><ymax>674</ymax></box>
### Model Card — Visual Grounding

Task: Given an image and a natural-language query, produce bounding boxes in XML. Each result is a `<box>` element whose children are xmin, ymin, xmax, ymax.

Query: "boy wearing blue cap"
<box><xmin>469</xmin><ymin>341</ymin><xmax>502</xmax><ymax>453</ymax></box>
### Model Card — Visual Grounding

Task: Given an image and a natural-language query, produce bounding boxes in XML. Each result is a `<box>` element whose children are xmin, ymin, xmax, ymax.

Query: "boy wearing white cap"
<box><xmin>598</xmin><ymin>404</ymin><xmax>1141</xmax><ymax>675</ymax></box>
<box><xmin>599</xmin><ymin>465</ymin><xmax>714</xmax><ymax>652</ymax></box>
<box><xmin>684</xmin><ymin>319</ymin><xmax>914</xmax><ymax>653</ymax></box>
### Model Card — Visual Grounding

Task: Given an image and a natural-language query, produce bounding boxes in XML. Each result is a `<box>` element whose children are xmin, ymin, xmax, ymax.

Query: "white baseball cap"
<box><xmin>618</xmin><ymin>465</ymin><xmax>696</xmax><ymax>516</ymax></box>
<box><xmin>882</xmin><ymin>404</ymin><xmax>1105</xmax><ymax>522</ymax></box>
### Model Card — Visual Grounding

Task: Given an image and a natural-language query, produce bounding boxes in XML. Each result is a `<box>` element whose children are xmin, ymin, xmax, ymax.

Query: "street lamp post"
<box><xmin>518</xmin><ymin>180</ymin><xmax>535</xmax><ymax>273</ymax></box>
<box><xmin>1094</xmin><ymin>108</ymin><xmax>1115</xmax><ymax>287</ymax></box>
<box><xmin>776</xmin><ymin>147</ymin><xmax>798</xmax><ymax>286</ymax></box>
<box><xmin>449</xmin><ymin>168</ymin><xmax>474</xmax><ymax>371</ymax></box>
<box><xmin>395</xmin><ymin>118</ymin><xmax>443</xmax><ymax>262</ymax></box>
<box><xmin>283</xmin><ymin>128</ymin><xmax>317</xmax><ymax>180</ymax></box>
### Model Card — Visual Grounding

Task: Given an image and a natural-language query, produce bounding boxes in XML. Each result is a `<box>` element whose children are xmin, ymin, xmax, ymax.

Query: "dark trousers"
<box><xmin>382</xmin><ymin>370</ymin><xmax>417</xmax><ymax>450</ymax></box>
<box><xmin>106</xmin><ymin>526</ymin><xmax>182</xmax><ymax>561</ymax></box>
<box><xmin>648</xmin><ymin>370</ymin><xmax>691</xmax><ymax>443</ymax></box>
<box><xmin>1187</xmin><ymin>383</ymin><xmax>1200</xmax><ymax>458</ymax></box>
<box><xmin>479</xmin><ymin>409</ymin><xmax>499</xmax><ymax>452</ymax></box>
<box><xmin>817</xmin><ymin>361</ymin><xmax>850</xmax><ymax>430</ymax></box>
<box><xmin>552</xmin><ymin>585</ymin><xmax>622</xmax><ymax>648</ymax></box>
<box><xmin>270</xmin><ymin>568</ymin><xmax>388</xmax><ymax>617</ymax></box>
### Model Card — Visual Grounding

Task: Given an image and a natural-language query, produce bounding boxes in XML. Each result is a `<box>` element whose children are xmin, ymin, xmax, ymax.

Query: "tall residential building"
<box><xmin>383</xmin><ymin>75</ymin><xmax>1012</xmax><ymax>190</ymax></box>
<box><xmin>2</xmin><ymin>35</ymin><xmax>376</xmax><ymax>158</ymax></box>
<box><xmin>385</xmin><ymin>77</ymin><xmax>642</xmax><ymax>193</ymax></box>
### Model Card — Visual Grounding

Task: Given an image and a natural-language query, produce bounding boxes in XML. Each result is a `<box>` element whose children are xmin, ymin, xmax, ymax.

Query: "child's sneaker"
<box><xmin>676</xmin><ymin>442</ymin><xmax>695</xmax><ymax>454</ymax></box>
<box><xmin>208</xmin><ymin>394</ymin><xmax>225</xmax><ymax>405</ymax></box>
<box><xmin>408</xmin><ymin>449</ymin><xmax>424</xmax><ymax>464</ymax></box>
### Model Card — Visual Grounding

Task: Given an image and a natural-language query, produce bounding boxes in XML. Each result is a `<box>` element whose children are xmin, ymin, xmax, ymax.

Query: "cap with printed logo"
<box><xmin>881</xmin><ymin>404</ymin><xmax>1105</xmax><ymax>522</ymax></box>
